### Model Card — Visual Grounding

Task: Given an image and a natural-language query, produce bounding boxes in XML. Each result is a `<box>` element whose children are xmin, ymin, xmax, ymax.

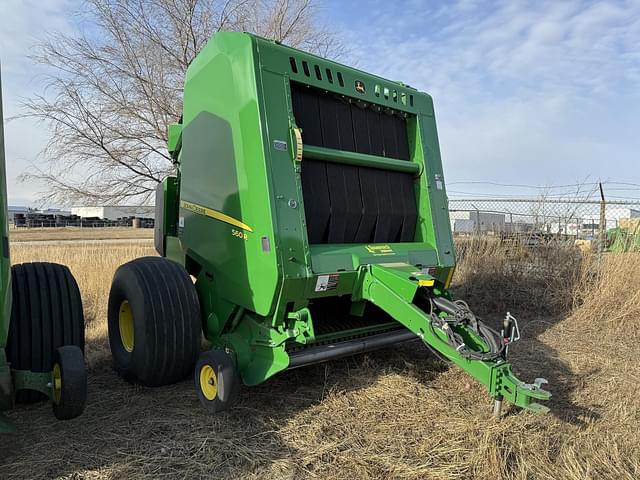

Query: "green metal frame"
<box><xmin>159</xmin><ymin>32</ymin><xmax>550</xmax><ymax>413</ymax></box>
<box><xmin>357</xmin><ymin>264</ymin><xmax>550</xmax><ymax>412</ymax></box>
<box><xmin>0</xmin><ymin>68</ymin><xmax>55</xmax><ymax>432</ymax></box>
<box><xmin>0</xmin><ymin>66</ymin><xmax>14</xmax><ymax>431</ymax></box>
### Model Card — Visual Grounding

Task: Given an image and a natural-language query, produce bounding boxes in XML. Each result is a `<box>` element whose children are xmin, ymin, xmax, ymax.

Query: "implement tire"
<box><xmin>52</xmin><ymin>345</ymin><xmax>87</xmax><ymax>420</ymax></box>
<box><xmin>195</xmin><ymin>349</ymin><xmax>240</xmax><ymax>414</ymax></box>
<box><xmin>108</xmin><ymin>256</ymin><xmax>201</xmax><ymax>386</ymax></box>
<box><xmin>6</xmin><ymin>262</ymin><xmax>85</xmax><ymax>404</ymax></box>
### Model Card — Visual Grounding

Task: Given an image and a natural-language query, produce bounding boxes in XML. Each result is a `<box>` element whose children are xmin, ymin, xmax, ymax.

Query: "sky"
<box><xmin>0</xmin><ymin>0</ymin><xmax>639</xmax><ymax>205</ymax></box>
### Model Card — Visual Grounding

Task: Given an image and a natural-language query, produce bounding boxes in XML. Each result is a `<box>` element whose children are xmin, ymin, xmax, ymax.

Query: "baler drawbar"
<box><xmin>107</xmin><ymin>32</ymin><xmax>550</xmax><ymax>416</ymax></box>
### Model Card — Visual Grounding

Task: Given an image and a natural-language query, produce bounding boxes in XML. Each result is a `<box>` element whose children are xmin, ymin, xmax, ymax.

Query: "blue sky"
<box><xmin>1</xmin><ymin>0</ymin><xmax>639</xmax><ymax>205</ymax></box>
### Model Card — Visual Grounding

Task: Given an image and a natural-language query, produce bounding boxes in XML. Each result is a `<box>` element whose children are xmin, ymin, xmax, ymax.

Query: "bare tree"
<box><xmin>22</xmin><ymin>0</ymin><xmax>342</xmax><ymax>206</ymax></box>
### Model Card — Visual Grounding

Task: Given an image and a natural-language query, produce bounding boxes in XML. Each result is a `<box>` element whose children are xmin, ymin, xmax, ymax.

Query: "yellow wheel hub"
<box><xmin>199</xmin><ymin>365</ymin><xmax>218</xmax><ymax>401</ymax></box>
<box><xmin>52</xmin><ymin>363</ymin><xmax>62</xmax><ymax>405</ymax></box>
<box><xmin>119</xmin><ymin>300</ymin><xmax>135</xmax><ymax>353</ymax></box>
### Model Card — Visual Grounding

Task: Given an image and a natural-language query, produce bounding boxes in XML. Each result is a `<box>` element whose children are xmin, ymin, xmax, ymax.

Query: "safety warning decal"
<box><xmin>315</xmin><ymin>274</ymin><xmax>339</xmax><ymax>292</ymax></box>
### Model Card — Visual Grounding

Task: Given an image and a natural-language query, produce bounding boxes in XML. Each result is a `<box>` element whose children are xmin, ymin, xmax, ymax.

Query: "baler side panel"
<box><xmin>179</xmin><ymin>34</ymin><xmax>280</xmax><ymax>319</ymax></box>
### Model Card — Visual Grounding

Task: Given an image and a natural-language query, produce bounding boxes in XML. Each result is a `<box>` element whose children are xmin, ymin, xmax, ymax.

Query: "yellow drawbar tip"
<box><xmin>418</xmin><ymin>279</ymin><xmax>435</xmax><ymax>287</ymax></box>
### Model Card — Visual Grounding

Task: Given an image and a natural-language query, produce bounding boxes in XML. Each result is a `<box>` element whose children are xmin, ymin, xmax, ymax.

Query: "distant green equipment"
<box><xmin>108</xmin><ymin>33</ymin><xmax>550</xmax><ymax>416</ymax></box>
<box><xmin>608</xmin><ymin>224</ymin><xmax>640</xmax><ymax>252</ymax></box>
<box><xmin>0</xmin><ymin>69</ymin><xmax>87</xmax><ymax>432</ymax></box>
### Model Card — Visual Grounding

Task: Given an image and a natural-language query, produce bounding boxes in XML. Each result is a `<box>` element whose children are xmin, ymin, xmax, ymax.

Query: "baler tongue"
<box><xmin>355</xmin><ymin>264</ymin><xmax>551</xmax><ymax>415</ymax></box>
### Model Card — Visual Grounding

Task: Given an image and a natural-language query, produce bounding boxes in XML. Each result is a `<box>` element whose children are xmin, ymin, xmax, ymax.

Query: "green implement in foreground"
<box><xmin>0</xmin><ymin>68</ymin><xmax>87</xmax><ymax>432</ymax></box>
<box><xmin>108</xmin><ymin>32</ymin><xmax>550</xmax><ymax>416</ymax></box>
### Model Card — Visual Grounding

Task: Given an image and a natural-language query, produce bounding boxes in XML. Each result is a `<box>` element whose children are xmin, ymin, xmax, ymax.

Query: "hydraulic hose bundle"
<box><xmin>417</xmin><ymin>291</ymin><xmax>517</xmax><ymax>362</ymax></box>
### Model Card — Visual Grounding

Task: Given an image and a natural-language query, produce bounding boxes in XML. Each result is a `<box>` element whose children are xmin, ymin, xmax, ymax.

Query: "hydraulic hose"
<box><xmin>417</xmin><ymin>290</ymin><xmax>505</xmax><ymax>361</ymax></box>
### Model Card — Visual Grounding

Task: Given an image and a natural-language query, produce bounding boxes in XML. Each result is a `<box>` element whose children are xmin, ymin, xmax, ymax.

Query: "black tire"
<box><xmin>52</xmin><ymin>346</ymin><xmax>87</xmax><ymax>420</ymax></box>
<box><xmin>6</xmin><ymin>262</ymin><xmax>85</xmax><ymax>404</ymax></box>
<box><xmin>195</xmin><ymin>349</ymin><xmax>240</xmax><ymax>413</ymax></box>
<box><xmin>108</xmin><ymin>256</ymin><xmax>201</xmax><ymax>386</ymax></box>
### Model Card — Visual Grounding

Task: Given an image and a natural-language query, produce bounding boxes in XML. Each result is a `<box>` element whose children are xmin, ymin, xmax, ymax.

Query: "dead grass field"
<box><xmin>0</xmin><ymin>238</ymin><xmax>639</xmax><ymax>479</ymax></box>
<box><xmin>9</xmin><ymin>227</ymin><xmax>153</xmax><ymax>242</ymax></box>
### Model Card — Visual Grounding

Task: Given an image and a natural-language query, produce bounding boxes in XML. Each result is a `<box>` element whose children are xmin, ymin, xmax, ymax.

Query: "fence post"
<box><xmin>599</xmin><ymin>182</ymin><xmax>606</xmax><ymax>256</ymax></box>
<box><xmin>474</xmin><ymin>207</ymin><xmax>480</xmax><ymax>234</ymax></box>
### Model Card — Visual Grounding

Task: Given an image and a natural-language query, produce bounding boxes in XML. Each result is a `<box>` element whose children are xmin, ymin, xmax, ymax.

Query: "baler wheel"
<box><xmin>51</xmin><ymin>345</ymin><xmax>87</xmax><ymax>420</ymax></box>
<box><xmin>107</xmin><ymin>257</ymin><xmax>201</xmax><ymax>386</ymax></box>
<box><xmin>6</xmin><ymin>262</ymin><xmax>85</xmax><ymax>404</ymax></box>
<box><xmin>195</xmin><ymin>349</ymin><xmax>240</xmax><ymax>413</ymax></box>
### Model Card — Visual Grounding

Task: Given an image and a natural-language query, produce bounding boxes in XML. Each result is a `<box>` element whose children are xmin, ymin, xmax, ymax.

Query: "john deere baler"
<box><xmin>108</xmin><ymin>32</ymin><xmax>550</xmax><ymax>415</ymax></box>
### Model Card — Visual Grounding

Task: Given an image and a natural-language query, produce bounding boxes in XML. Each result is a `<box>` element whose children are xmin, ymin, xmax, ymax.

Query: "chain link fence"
<box><xmin>448</xmin><ymin>198</ymin><xmax>640</xmax><ymax>251</ymax></box>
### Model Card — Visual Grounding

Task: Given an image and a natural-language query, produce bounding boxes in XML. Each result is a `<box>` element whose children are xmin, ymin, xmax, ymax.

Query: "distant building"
<box><xmin>449</xmin><ymin>211</ymin><xmax>505</xmax><ymax>234</ymax></box>
<box><xmin>71</xmin><ymin>206</ymin><xmax>154</xmax><ymax>220</ymax></box>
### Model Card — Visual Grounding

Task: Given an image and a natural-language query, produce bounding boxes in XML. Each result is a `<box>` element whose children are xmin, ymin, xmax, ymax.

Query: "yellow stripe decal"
<box><xmin>180</xmin><ymin>200</ymin><xmax>253</xmax><ymax>233</ymax></box>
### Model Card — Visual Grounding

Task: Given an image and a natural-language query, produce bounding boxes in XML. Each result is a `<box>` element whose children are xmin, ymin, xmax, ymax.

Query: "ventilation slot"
<box><xmin>337</xmin><ymin>72</ymin><xmax>344</xmax><ymax>87</ymax></box>
<box><xmin>314</xmin><ymin>65</ymin><xmax>322</xmax><ymax>80</ymax></box>
<box><xmin>302</xmin><ymin>61</ymin><xmax>310</xmax><ymax>77</ymax></box>
<box><xmin>326</xmin><ymin>68</ymin><xmax>334</xmax><ymax>83</ymax></box>
<box><xmin>289</xmin><ymin>57</ymin><xmax>298</xmax><ymax>74</ymax></box>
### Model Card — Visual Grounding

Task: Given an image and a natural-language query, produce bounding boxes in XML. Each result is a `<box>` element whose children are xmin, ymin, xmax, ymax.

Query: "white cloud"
<box><xmin>337</xmin><ymin>0</ymin><xmax>640</xmax><ymax>196</ymax></box>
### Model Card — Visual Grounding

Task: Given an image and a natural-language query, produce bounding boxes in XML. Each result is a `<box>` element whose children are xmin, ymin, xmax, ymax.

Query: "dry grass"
<box><xmin>0</xmin><ymin>238</ymin><xmax>639</xmax><ymax>480</ymax></box>
<box><xmin>8</xmin><ymin>243</ymin><xmax>156</xmax><ymax>368</ymax></box>
<box><xmin>9</xmin><ymin>227</ymin><xmax>153</xmax><ymax>242</ymax></box>
<box><xmin>572</xmin><ymin>252</ymin><xmax>640</xmax><ymax>337</ymax></box>
<box><xmin>453</xmin><ymin>236</ymin><xmax>583</xmax><ymax>315</ymax></box>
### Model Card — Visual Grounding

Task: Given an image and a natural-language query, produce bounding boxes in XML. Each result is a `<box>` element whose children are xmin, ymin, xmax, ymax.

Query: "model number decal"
<box><xmin>231</xmin><ymin>229</ymin><xmax>248</xmax><ymax>241</ymax></box>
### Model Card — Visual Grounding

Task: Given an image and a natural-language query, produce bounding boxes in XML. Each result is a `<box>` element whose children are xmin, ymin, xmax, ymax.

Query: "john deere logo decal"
<box><xmin>355</xmin><ymin>80</ymin><xmax>366</xmax><ymax>94</ymax></box>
